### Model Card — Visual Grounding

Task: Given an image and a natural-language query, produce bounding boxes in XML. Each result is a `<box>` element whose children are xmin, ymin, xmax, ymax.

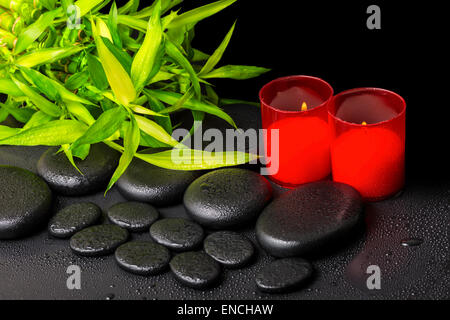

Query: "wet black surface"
<box><xmin>0</xmin><ymin>106</ymin><xmax>449</xmax><ymax>299</ymax></box>
<box><xmin>0</xmin><ymin>144</ymin><xmax>448</xmax><ymax>300</ymax></box>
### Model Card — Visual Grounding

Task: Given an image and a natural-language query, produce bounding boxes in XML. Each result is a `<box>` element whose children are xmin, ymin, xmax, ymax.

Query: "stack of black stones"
<box><xmin>0</xmin><ymin>141</ymin><xmax>365</xmax><ymax>293</ymax></box>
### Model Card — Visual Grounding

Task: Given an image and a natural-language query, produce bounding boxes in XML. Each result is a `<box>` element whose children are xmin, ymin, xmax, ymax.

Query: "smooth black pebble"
<box><xmin>255</xmin><ymin>258</ymin><xmax>313</xmax><ymax>293</ymax></box>
<box><xmin>184</xmin><ymin>168</ymin><xmax>272</xmax><ymax>229</ymax></box>
<box><xmin>49</xmin><ymin>202</ymin><xmax>102</xmax><ymax>238</ymax></box>
<box><xmin>0</xmin><ymin>166</ymin><xmax>52</xmax><ymax>239</ymax></box>
<box><xmin>37</xmin><ymin>143</ymin><xmax>120</xmax><ymax>196</ymax></box>
<box><xmin>204</xmin><ymin>231</ymin><xmax>254</xmax><ymax>268</ymax></box>
<box><xmin>150</xmin><ymin>218</ymin><xmax>204</xmax><ymax>252</ymax></box>
<box><xmin>70</xmin><ymin>225</ymin><xmax>129</xmax><ymax>256</ymax></box>
<box><xmin>116</xmin><ymin>149</ymin><xmax>202</xmax><ymax>206</ymax></box>
<box><xmin>107</xmin><ymin>202</ymin><xmax>159</xmax><ymax>232</ymax></box>
<box><xmin>115</xmin><ymin>241</ymin><xmax>171</xmax><ymax>275</ymax></box>
<box><xmin>170</xmin><ymin>251</ymin><xmax>221</xmax><ymax>289</ymax></box>
<box><xmin>256</xmin><ymin>181</ymin><xmax>364</xmax><ymax>257</ymax></box>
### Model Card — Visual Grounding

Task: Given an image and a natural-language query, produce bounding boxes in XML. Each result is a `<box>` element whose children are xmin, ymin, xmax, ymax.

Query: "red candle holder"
<box><xmin>328</xmin><ymin>88</ymin><xmax>406</xmax><ymax>201</ymax></box>
<box><xmin>259</xmin><ymin>75</ymin><xmax>334</xmax><ymax>188</ymax></box>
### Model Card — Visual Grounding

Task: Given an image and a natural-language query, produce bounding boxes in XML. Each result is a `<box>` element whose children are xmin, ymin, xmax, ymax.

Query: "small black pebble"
<box><xmin>49</xmin><ymin>202</ymin><xmax>102</xmax><ymax>238</ymax></box>
<box><xmin>204</xmin><ymin>231</ymin><xmax>254</xmax><ymax>268</ymax></box>
<box><xmin>70</xmin><ymin>225</ymin><xmax>129</xmax><ymax>256</ymax></box>
<box><xmin>255</xmin><ymin>258</ymin><xmax>313</xmax><ymax>293</ymax></box>
<box><xmin>150</xmin><ymin>218</ymin><xmax>204</xmax><ymax>252</ymax></box>
<box><xmin>115</xmin><ymin>241</ymin><xmax>171</xmax><ymax>276</ymax></box>
<box><xmin>170</xmin><ymin>251</ymin><xmax>221</xmax><ymax>289</ymax></box>
<box><xmin>107</xmin><ymin>202</ymin><xmax>159</xmax><ymax>232</ymax></box>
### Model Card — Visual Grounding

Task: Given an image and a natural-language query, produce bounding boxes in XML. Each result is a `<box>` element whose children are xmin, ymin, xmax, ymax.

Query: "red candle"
<box><xmin>328</xmin><ymin>88</ymin><xmax>406</xmax><ymax>201</ymax></box>
<box><xmin>260</xmin><ymin>75</ymin><xmax>334</xmax><ymax>187</ymax></box>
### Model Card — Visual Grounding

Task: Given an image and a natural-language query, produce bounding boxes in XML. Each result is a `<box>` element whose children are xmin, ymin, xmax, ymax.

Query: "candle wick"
<box><xmin>301</xmin><ymin>102</ymin><xmax>308</xmax><ymax>112</ymax></box>
<box><xmin>362</xmin><ymin>121</ymin><xmax>367</xmax><ymax>126</ymax></box>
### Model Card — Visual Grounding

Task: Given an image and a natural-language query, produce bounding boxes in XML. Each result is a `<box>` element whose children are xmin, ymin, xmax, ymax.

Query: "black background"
<box><xmin>175</xmin><ymin>0</ymin><xmax>447</xmax><ymax>184</ymax></box>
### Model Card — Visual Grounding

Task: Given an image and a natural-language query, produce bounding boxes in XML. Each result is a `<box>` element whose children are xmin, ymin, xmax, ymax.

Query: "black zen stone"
<box><xmin>183</xmin><ymin>168</ymin><xmax>272</xmax><ymax>229</ymax></box>
<box><xmin>204</xmin><ymin>231</ymin><xmax>254</xmax><ymax>268</ymax></box>
<box><xmin>115</xmin><ymin>241</ymin><xmax>171</xmax><ymax>276</ymax></box>
<box><xmin>70</xmin><ymin>225</ymin><xmax>129</xmax><ymax>256</ymax></box>
<box><xmin>255</xmin><ymin>258</ymin><xmax>313</xmax><ymax>293</ymax></box>
<box><xmin>0</xmin><ymin>166</ymin><xmax>52</xmax><ymax>239</ymax></box>
<box><xmin>170</xmin><ymin>251</ymin><xmax>221</xmax><ymax>289</ymax></box>
<box><xmin>116</xmin><ymin>149</ymin><xmax>202</xmax><ymax>206</ymax></box>
<box><xmin>48</xmin><ymin>202</ymin><xmax>102</xmax><ymax>238</ymax></box>
<box><xmin>149</xmin><ymin>218</ymin><xmax>204</xmax><ymax>252</ymax></box>
<box><xmin>37</xmin><ymin>143</ymin><xmax>120</xmax><ymax>196</ymax></box>
<box><xmin>256</xmin><ymin>181</ymin><xmax>364</xmax><ymax>257</ymax></box>
<box><xmin>107</xmin><ymin>202</ymin><xmax>159</xmax><ymax>232</ymax></box>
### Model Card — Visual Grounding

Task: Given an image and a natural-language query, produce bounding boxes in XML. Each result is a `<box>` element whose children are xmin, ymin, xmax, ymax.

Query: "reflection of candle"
<box><xmin>260</xmin><ymin>76</ymin><xmax>333</xmax><ymax>187</ymax></box>
<box><xmin>328</xmin><ymin>88</ymin><xmax>406</xmax><ymax>201</ymax></box>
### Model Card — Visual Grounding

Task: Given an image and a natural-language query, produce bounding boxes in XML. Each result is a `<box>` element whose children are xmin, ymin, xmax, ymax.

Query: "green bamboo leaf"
<box><xmin>71</xmin><ymin>107</ymin><xmax>126</xmax><ymax>150</ymax></box>
<box><xmin>0</xmin><ymin>108</ymin><xmax>8</xmax><ymax>123</ymax></box>
<box><xmin>61</xmin><ymin>144</ymin><xmax>82</xmax><ymax>174</ymax></box>
<box><xmin>118</xmin><ymin>0</ymin><xmax>140</xmax><ymax>15</ymax></box>
<box><xmin>74</xmin><ymin>0</ymin><xmax>104</xmax><ymax>17</ymax></box>
<box><xmin>135</xmin><ymin>114</ymin><xmax>178</xmax><ymax>147</ymax></box>
<box><xmin>144</xmin><ymin>92</ymin><xmax>172</xmax><ymax>134</ymax></box>
<box><xmin>192</xmin><ymin>49</ymin><xmax>210</xmax><ymax>62</ymax></box>
<box><xmin>131</xmin><ymin>0</ymin><xmax>163</xmax><ymax>91</ymax></box>
<box><xmin>14</xmin><ymin>8</ymin><xmax>62</xmax><ymax>54</ymax></box>
<box><xmin>64</xmin><ymin>71</ymin><xmax>90</xmax><ymax>91</ymax></box>
<box><xmin>102</xmin><ymin>37</ymin><xmax>132</xmax><ymax>74</ymax></box>
<box><xmin>72</xmin><ymin>143</ymin><xmax>91</xmax><ymax>160</ymax></box>
<box><xmin>117</xmin><ymin>15</ymin><xmax>147</xmax><ymax>32</ymax></box>
<box><xmin>136</xmin><ymin>148</ymin><xmax>257</xmax><ymax>171</ymax></box>
<box><xmin>18</xmin><ymin>66</ymin><xmax>61</xmax><ymax>102</ymax></box>
<box><xmin>147</xmin><ymin>89</ymin><xmax>236</xmax><ymax>128</ymax></box>
<box><xmin>167</xmin><ymin>0</ymin><xmax>237</xmax><ymax>29</ymax></box>
<box><xmin>108</xmin><ymin>2</ymin><xmax>122</xmax><ymax>48</ymax></box>
<box><xmin>106</xmin><ymin>114</ymin><xmax>140</xmax><ymax>193</ymax></box>
<box><xmin>0</xmin><ymin>102</ymin><xmax>35</xmax><ymax>123</ymax></box>
<box><xmin>16</xmin><ymin>46</ymin><xmax>84</xmax><ymax>68</ymax></box>
<box><xmin>0</xmin><ymin>120</ymin><xmax>87</xmax><ymax>146</ymax></box>
<box><xmin>129</xmin><ymin>104</ymin><xmax>167</xmax><ymax>117</ymax></box>
<box><xmin>22</xmin><ymin>111</ymin><xmax>55</xmax><ymax>130</ymax></box>
<box><xmin>199</xmin><ymin>21</ymin><xmax>235</xmax><ymax>75</ymax></box>
<box><xmin>0</xmin><ymin>125</ymin><xmax>20</xmax><ymax>140</ymax></box>
<box><xmin>66</xmin><ymin>101</ymin><xmax>95</xmax><ymax>125</ymax></box>
<box><xmin>165</xmin><ymin>39</ymin><xmax>201</xmax><ymax>99</ymax></box>
<box><xmin>11</xmin><ymin>76</ymin><xmax>62</xmax><ymax>117</ymax></box>
<box><xmin>0</xmin><ymin>79</ymin><xmax>23</xmax><ymax>97</ymax></box>
<box><xmin>86</xmin><ymin>53</ymin><xmax>108</xmax><ymax>91</ymax></box>
<box><xmin>51</xmin><ymin>78</ymin><xmax>96</xmax><ymax>106</ymax></box>
<box><xmin>201</xmin><ymin>65</ymin><xmax>270</xmax><ymax>80</ymax></box>
<box><xmin>92</xmin><ymin>18</ymin><xmax>136</xmax><ymax>106</ymax></box>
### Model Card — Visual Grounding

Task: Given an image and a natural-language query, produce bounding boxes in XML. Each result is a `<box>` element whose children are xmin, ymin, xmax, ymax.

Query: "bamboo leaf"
<box><xmin>147</xmin><ymin>89</ymin><xmax>236</xmax><ymax>128</ymax></box>
<box><xmin>92</xmin><ymin>18</ymin><xmax>136</xmax><ymax>106</ymax></box>
<box><xmin>118</xmin><ymin>0</ymin><xmax>140</xmax><ymax>15</ymax></box>
<box><xmin>14</xmin><ymin>8</ymin><xmax>62</xmax><ymax>54</ymax></box>
<box><xmin>108</xmin><ymin>2</ymin><xmax>122</xmax><ymax>48</ymax></box>
<box><xmin>16</xmin><ymin>46</ymin><xmax>84</xmax><ymax>68</ymax></box>
<box><xmin>106</xmin><ymin>114</ymin><xmax>140</xmax><ymax>193</ymax></box>
<box><xmin>199</xmin><ymin>21</ymin><xmax>235</xmax><ymax>75</ymax></box>
<box><xmin>144</xmin><ymin>92</ymin><xmax>172</xmax><ymax>134</ymax></box>
<box><xmin>74</xmin><ymin>0</ymin><xmax>104</xmax><ymax>17</ymax></box>
<box><xmin>131</xmin><ymin>0</ymin><xmax>163</xmax><ymax>91</ymax></box>
<box><xmin>66</xmin><ymin>101</ymin><xmax>95</xmax><ymax>125</ymax></box>
<box><xmin>165</xmin><ymin>39</ymin><xmax>200</xmax><ymax>99</ymax></box>
<box><xmin>136</xmin><ymin>148</ymin><xmax>257</xmax><ymax>171</ymax></box>
<box><xmin>11</xmin><ymin>76</ymin><xmax>62</xmax><ymax>117</ymax></box>
<box><xmin>201</xmin><ymin>65</ymin><xmax>270</xmax><ymax>80</ymax></box>
<box><xmin>71</xmin><ymin>107</ymin><xmax>126</xmax><ymax>150</ymax></box>
<box><xmin>52</xmin><ymin>78</ymin><xmax>96</xmax><ymax>106</ymax></box>
<box><xmin>86</xmin><ymin>53</ymin><xmax>108</xmax><ymax>91</ymax></box>
<box><xmin>167</xmin><ymin>0</ymin><xmax>237</xmax><ymax>30</ymax></box>
<box><xmin>0</xmin><ymin>120</ymin><xmax>87</xmax><ymax>146</ymax></box>
<box><xmin>18</xmin><ymin>66</ymin><xmax>61</xmax><ymax>102</ymax></box>
<box><xmin>22</xmin><ymin>111</ymin><xmax>55</xmax><ymax>130</ymax></box>
<box><xmin>102</xmin><ymin>37</ymin><xmax>132</xmax><ymax>74</ymax></box>
<box><xmin>64</xmin><ymin>71</ymin><xmax>90</xmax><ymax>91</ymax></box>
<box><xmin>129</xmin><ymin>104</ymin><xmax>167</xmax><ymax>117</ymax></box>
<box><xmin>0</xmin><ymin>102</ymin><xmax>35</xmax><ymax>123</ymax></box>
<box><xmin>0</xmin><ymin>79</ymin><xmax>23</xmax><ymax>97</ymax></box>
<box><xmin>0</xmin><ymin>125</ymin><xmax>20</xmax><ymax>140</ymax></box>
<box><xmin>96</xmin><ymin>18</ymin><xmax>112</xmax><ymax>42</ymax></box>
<box><xmin>135</xmin><ymin>114</ymin><xmax>178</xmax><ymax>147</ymax></box>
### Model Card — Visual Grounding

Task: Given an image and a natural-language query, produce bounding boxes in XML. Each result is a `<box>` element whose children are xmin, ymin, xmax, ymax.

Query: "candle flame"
<box><xmin>362</xmin><ymin>121</ymin><xmax>367</xmax><ymax>126</ymax></box>
<box><xmin>301</xmin><ymin>102</ymin><xmax>308</xmax><ymax>111</ymax></box>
